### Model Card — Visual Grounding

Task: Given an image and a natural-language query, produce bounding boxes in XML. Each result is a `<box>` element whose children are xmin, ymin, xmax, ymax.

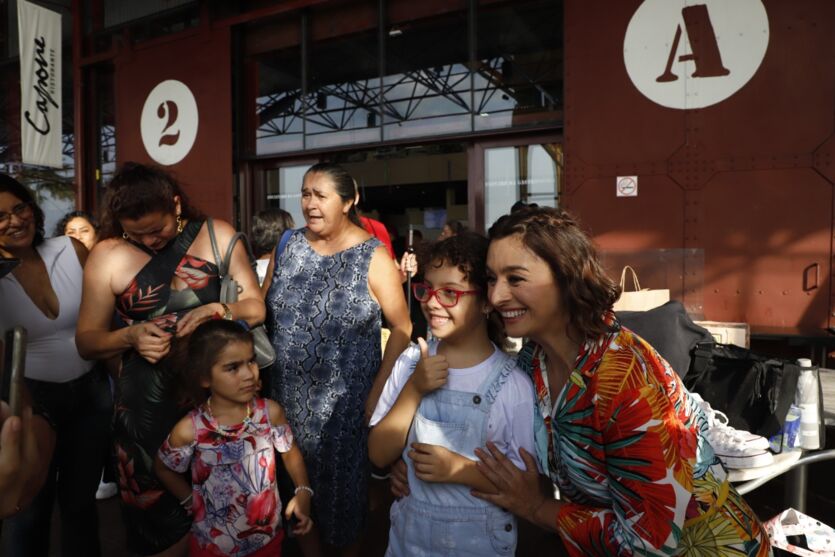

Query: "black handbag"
<box><xmin>617</xmin><ymin>300</ymin><xmax>713</xmax><ymax>379</ymax></box>
<box><xmin>684</xmin><ymin>342</ymin><xmax>800</xmax><ymax>438</ymax></box>
<box><xmin>206</xmin><ymin>219</ymin><xmax>276</xmax><ymax>369</ymax></box>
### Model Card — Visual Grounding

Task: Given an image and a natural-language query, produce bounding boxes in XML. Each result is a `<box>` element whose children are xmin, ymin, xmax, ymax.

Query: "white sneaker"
<box><xmin>689</xmin><ymin>392</ymin><xmax>774</xmax><ymax>469</ymax></box>
<box><xmin>96</xmin><ymin>481</ymin><xmax>118</xmax><ymax>500</ymax></box>
<box><xmin>704</xmin><ymin>428</ymin><xmax>774</xmax><ymax>469</ymax></box>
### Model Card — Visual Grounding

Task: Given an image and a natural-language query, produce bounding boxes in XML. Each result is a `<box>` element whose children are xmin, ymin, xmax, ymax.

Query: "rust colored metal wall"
<box><xmin>114</xmin><ymin>27</ymin><xmax>234</xmax><ymax>221</ymax></box>
<box><xmin>563</xmin><ymin>0</ymin><xmax>835</xmax><ymax>329</ymax></box>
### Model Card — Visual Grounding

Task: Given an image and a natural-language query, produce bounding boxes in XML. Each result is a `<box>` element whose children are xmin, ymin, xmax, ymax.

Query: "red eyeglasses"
<box><xmin>411</xmin><ymin>282</ymin><xmax>479</xmax><ymax>308</ymax></box>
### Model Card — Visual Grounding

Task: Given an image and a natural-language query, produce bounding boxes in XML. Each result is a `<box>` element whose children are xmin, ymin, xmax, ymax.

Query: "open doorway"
<box><xmin>250</xmin><ymin>135</ymin><xmax>561</xmax><ymax>243</ymax></box>
<box><xmin>331</xmin><ymin>143</ymin><xmax>468</xmax><ymax>340</ymax></box>
<box><xmin>332</xmin><ymin>142</ymin><xmax>468</xmax><ymax>259</ymax></box>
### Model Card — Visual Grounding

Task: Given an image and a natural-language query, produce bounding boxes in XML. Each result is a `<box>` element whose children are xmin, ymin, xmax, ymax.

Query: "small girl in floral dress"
<box><xmin>154</xmin><ymin>320</ymin><xmax>313</xmax><ymax>556</ymax></box>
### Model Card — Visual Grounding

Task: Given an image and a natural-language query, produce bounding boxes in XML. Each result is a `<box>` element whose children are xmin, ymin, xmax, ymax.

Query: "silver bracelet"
<box><xmin>179</xmin><ymin>493</ymin><xmax>193</xmax><ymax>508</ymax></box>
<box><xmin>294</xmin><ymin>485</ymin><xmax>314</xmax><ymax>497</ymax></box>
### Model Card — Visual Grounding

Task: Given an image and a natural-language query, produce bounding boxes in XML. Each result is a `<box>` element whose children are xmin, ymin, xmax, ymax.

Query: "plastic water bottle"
<box><xmin>769</xmin><ymin>404</ymin><xmax>801</xmax><ymax>452</ymax></box>
<box><xmin>796</xmin><ymin>358</ymin><xmax>821</xmax><ymax>450</ymax></box>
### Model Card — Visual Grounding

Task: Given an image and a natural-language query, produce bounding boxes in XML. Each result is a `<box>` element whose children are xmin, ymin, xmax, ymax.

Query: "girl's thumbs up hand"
<box><xmin>410</xmin><ymin>337</ymin><xmax>448</xmax><ymax>395</ymax></box>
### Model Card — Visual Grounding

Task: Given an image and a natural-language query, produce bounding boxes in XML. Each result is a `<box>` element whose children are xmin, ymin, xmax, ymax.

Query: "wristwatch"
<box><xmin>220</xmin><ymin>303</ymin><xmax>233</xmax><ymax>320</ymax></box>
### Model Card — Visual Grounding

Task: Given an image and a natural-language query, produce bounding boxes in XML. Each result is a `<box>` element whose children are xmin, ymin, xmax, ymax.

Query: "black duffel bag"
<box><xmin>684</xmin><ymin>342</ymin><xmax>800</xmax><ymax>439</ymax></box>
<box><xmin>617</xmin><ymin>300</ymin><xmax>713</xmax><ymax>380</ymax></box>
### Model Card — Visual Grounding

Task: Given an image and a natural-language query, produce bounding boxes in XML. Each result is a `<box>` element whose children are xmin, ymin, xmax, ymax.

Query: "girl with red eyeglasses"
<box><xmin>367</xmin><ymin>232</ymin><xmax>537</xmax><ymax>556</ymax></box>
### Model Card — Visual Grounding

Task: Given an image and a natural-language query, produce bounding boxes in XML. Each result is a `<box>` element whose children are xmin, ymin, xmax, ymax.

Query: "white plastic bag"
<box><xmin>765</xmin><ymin>508</ymin><xmax>835</xmax><ymax>556</ymax></box>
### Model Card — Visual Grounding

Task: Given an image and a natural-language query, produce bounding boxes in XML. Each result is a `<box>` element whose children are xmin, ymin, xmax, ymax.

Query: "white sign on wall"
<box><xmin>140</xmin><ymin>80</ymin><xmax>199</xmax><ymax>165</ymax></box>
<box><xmin>17</xmin><ymin>0</ymin><xmax>62</xmax><ymax>168</ymax></box>
<box><xmin>623</xmin><ymin>0</ymin><xmax>769</xmax><ymax>109</ymax></box>
<box><xmin>617</xmin><ymin>176</ymin><xmax>638</xmax><ymax>197</ymax></box>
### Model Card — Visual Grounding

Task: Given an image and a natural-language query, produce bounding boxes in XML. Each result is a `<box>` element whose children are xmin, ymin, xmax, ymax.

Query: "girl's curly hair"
<box><xmin>488</xmin><ymin>206</ymin><xmax>620</xmax><ymax>342</ymax></box>
<box><xmin>416</xmin><ymin>231</ymin><xmax>507</xmax><ymax>348</ymax></box>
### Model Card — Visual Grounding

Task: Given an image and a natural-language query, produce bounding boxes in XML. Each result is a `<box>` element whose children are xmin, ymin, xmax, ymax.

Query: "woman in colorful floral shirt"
<box><xmin>472</xmin><ymin>206</ymin><xmax>771</xmax><ymax>556</ymax></box>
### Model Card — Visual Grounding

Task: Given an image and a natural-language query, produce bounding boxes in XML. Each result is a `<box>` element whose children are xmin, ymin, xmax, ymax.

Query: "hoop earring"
<box><xmin>176</xmin><ymin>215</ymin><xmax>184</xmax><ymax>234</ymax></box>
<box><xmin>122</xmin><ymin>232</ymin><xmax>129</xmax><ymax>240</ymax></box>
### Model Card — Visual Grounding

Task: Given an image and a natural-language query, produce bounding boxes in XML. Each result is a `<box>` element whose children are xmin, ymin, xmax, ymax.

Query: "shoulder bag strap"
<box><xmin>206</xmin><ymin>218</ymin><xmax>224</xmax><ymax>277</ymax></box>
<box><xmin>131</xmin><ymin>219</ymin><xmax>202</xmax><ymax>284</ymax></box>
<box><xmin>690</xmin><ymin>342</ymin><xmax>715</xmax><ymax>374</ymax></box>
<box><xmin>207</xmin><ymin>218</ymin><xmax>255</xmax><ymax>279</ymax></box>
<box><xmin>221</xmin><ymin>232</ymin><xmax>252</xmax><ymax>274</ymax></box>
<box><xmin>275</xmin><ymin>229</ymin><xmax>294</xmax><ymax>261</ymax></box>
<box><xmin>207</xmin><ymin>219</ymin><xmax>256</xmax><ymax>278</ymax></box>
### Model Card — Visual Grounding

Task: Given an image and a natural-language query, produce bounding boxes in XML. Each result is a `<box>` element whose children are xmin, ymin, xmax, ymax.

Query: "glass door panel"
<box><xmin>264</xmin><ymin>163</ymin><xmax>311</xmax><ymax>227</ymax></box>
<box><xmin>483</xmin><ymin>143</ymin><xmax>562</xmax><ymax>229</ymax></box>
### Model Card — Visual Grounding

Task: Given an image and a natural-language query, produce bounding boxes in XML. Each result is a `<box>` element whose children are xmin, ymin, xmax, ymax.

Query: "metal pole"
<box><xmin>784</xmin><ymin>463</ymin><xmax>808</xmax><ymax>512</ymax></box>
<box><xmin>406</xmin><ymin>225</ymin><xmax>414</xmax><ymax>315</ymax></box>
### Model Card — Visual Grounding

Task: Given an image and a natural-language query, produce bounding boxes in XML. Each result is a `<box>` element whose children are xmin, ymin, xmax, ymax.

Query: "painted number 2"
<box><xmin>141</xmin><ymin>80</ymin><xmax>197</xmax><ymax>165</ymax></box>
<box><xmin>157</xmin><ymin>100</ymin><xmax>180</xmax><ymax>146</ymax></box>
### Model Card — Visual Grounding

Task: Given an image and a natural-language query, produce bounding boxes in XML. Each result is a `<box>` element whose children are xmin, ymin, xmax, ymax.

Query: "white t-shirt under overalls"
<box><xmin>371</xmin><ymin>340</ymin><xmax>537</xmax><ymax>556</ymax></box>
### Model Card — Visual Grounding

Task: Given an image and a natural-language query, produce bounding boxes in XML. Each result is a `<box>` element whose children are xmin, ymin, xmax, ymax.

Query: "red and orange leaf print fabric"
<box><xmin>521</xmin><ymin>313</ymin><xmax>771</xmax><ymax>556</ymax></box>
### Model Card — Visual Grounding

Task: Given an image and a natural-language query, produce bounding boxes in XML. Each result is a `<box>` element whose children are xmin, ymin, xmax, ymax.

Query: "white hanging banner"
<box><xmin>18</xmin><ymin>0</ymin><xmax>62</xmax><ymax>168</ymax></box>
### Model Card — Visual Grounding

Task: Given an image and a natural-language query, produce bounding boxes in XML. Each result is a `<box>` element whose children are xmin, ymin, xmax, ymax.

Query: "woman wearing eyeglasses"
<box><xmin>261</xmin><ymin>163</ymin><xmax>411</xmax><ymax>556</ymax></box>
<box><xmin>0</xmin><ymin>174</ymin><xmax>112</xmax><ymax>557</ymax></box>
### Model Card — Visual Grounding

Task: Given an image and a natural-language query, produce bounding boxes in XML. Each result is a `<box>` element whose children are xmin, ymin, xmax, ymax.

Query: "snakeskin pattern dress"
<box><xmin>265</xmin><ymin>229</ymin><xmax>382</xmax><ymax>547</ymax></box>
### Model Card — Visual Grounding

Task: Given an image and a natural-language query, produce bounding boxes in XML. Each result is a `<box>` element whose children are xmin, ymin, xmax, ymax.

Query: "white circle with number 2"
<box><xmin>140</xmin><ymin>80</ymin><xmax>199</xmax><ymax>166</ymax></box>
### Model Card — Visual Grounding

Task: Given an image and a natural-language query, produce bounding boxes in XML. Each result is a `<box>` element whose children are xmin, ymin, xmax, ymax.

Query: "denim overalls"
<box><xmin>386</xmin><ymin>342</ymin><xmax>518</xmax><ymax>556</ymax></box>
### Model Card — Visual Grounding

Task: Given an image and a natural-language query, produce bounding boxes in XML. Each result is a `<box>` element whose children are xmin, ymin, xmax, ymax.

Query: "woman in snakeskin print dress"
<box><xmin>262</xmin><ymin>163</ymin><xmax>412</xmax><ymax>556</ymax></box>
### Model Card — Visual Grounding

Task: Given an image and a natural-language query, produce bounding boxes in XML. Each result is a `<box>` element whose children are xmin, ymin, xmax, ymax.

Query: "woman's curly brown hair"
<box><xmin>488</xmin><ymin>206</ymin><xmax>620</xmax><ymax>342</ymax></box>
<box><xmin>415</xmin><ymin>231</ymin><xmax>507</xmax><ymax>348</ymax></box>
<box><xmin>99</xmin><ymin>162</ymin><xmax>203</xmax><ymax>239</ymax></box>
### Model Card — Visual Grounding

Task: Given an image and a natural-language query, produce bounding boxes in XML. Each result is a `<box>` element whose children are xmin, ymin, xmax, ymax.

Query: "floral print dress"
<box><xmin>158</xmin><ymin>397</ymin><xmax>294</xmax><ymax>556</ymax></box>
<box><xmin>519</xmin><ymin>313</ymin><xmax>771</xmax><ymax>556</ymax></box>
<box><xmin>113</xmin><ymin>220</ymin><xmax>223</xmax><ymax>555</ymax></box>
